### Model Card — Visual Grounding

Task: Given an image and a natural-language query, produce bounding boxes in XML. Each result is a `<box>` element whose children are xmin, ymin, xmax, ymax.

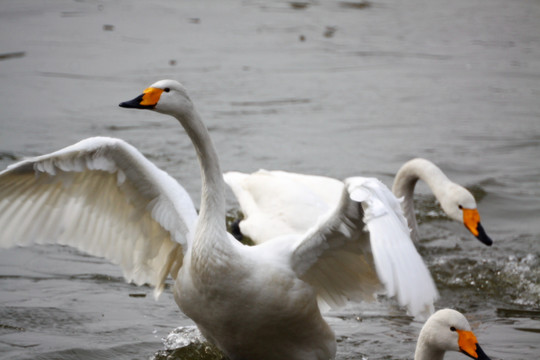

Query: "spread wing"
<box><xmin>0</xmin><ymin>137</ymin><xmax>198</xmax><ymax>297</ymax></box>
<box><xmin>291</xmin><ymin>177</ymin><xmax>438</xmax><ymax>318</ymax></box>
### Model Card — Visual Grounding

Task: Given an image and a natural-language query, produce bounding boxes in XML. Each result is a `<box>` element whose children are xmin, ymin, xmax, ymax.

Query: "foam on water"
<box><xmin>152</xmin><ymin>326</ymin><xmax>224</xmax><ymax>360</ymax></box>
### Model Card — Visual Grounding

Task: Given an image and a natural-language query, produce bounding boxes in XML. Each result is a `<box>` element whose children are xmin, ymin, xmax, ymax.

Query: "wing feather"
<box><xmin>356</xmin><ymin>178</ymin><xmax>438</xmax><ymax>318</ymax></box>
<box><xmin>0</xmin><ymin>137</ymin><xmax>197</xmax><ymax>298</ymax></box>
<box><xmin>291</xmin><ymin>179</ymin><xmax>381</xmax><ymax>311</ymax></box>
<box><xmin>291</xmin><ymin>177</ymin><xmax>438</xmax><ymax>318</ymax></box>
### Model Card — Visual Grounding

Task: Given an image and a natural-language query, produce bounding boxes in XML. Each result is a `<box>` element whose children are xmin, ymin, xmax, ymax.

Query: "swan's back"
<box><xmin>224</xmin><ymin>170</ymin><xmax>343</xmax><ymax>242</ymax></box>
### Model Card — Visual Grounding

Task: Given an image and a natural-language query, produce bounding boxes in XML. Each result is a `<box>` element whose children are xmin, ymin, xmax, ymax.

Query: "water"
<box><xmin>0</xmin><ymin>0</ymin><xmax>539</xmax><ymax>359</ymax></box>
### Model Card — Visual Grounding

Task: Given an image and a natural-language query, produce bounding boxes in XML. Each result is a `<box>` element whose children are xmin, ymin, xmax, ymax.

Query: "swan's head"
<box><xmin>119</xmin><ymin>79</ymin><xmax>194</xmax><ymax>118</ymax></box>
<box><xmin>417</xmin><ymin>309</ymin><xmax>491</xmax><ymax>359</ymax></box>
<box><xmin>440</xmin><ymin>184</ymin><xmax>492</xmax><ymax>246</ymax></box>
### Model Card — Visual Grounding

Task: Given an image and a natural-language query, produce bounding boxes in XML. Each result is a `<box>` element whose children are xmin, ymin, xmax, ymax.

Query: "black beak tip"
<box><xmin>118</xmin><ymin>94</ymin><xmax>152</xmax><ymax>109</ymax></box>
<box><xmin>230</xmin><ymin>219</ymin><xmax>244</xmax><ymax>241</ymax></box>
<box><xmin>475</xmin><ymin>343</ymin><xmax>491</xmax><ymax>360</ymax></box>
<box><xmin>476</xmin><ymin>222</ymin><xmax>493</xmax><ymax>246</ymax></box>
<box><xmin>460</xmin><ymin>343</ymin><xmax>491</xmax><ymax>360</ymax></box>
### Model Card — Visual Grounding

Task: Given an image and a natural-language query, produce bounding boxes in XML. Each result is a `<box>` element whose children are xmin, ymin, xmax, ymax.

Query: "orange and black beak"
<box><xmin>119</xmin><ymin>87</ymin><xmax>164</xmax><ymax>110</ymax></box>
<box><xmin>457</xmin><ymin>329</ymin><xmax>492</xmax><ymax>360</ymax></box>
<box><xmin>462</xmin><ymin>208</ymin><xmax>493</xmax><ymax>246</ymax></box>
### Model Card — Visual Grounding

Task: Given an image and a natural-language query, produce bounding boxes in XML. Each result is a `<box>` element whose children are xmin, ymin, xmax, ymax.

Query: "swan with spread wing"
<box><xmin>0</xmin><ymin>80</ymin><xmax>438</xmax><ymax>360</ymax></box>
<box><xmin>224</xmin><ymin>159</ymin><xmax>493</xmax><ymax>246</ymax></box>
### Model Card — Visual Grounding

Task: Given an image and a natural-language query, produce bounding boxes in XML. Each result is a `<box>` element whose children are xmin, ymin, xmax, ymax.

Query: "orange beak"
<box><xmin>119</xmin><ymin>87</ymin><xmax>164</xmax><ymax>109</ymax></box>
<box><xmin>457</xmin><ymin>329</ymin><xmax>491</xmax><ymax>359</ymax></box>
<box><xmin>462</xmin><ymin>208</ymin><xmax>492</xmax><ymax>246</ymax></box>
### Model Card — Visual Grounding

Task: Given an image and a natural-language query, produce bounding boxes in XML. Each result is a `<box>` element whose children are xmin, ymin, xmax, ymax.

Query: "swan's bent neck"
<box><xmin>392</xmin><ymin>158</ymin><xmax>452</xmax><ymax>242</ymax></box>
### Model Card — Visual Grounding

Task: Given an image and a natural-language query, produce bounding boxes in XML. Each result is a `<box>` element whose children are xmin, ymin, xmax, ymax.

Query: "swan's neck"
<box><xmin>175</xmin><ymin>107</ymin><xmax>227</xmax><ymax>245</ymax></box>
<box><xmin>414</xmin><ymin>336</ymin><xmax>445</xmax><ymax>360</ymax></box>
<box><xmin>392</xmin><ymin>159</ymin><xmax>451</xmax><ymax>242</ymax></box>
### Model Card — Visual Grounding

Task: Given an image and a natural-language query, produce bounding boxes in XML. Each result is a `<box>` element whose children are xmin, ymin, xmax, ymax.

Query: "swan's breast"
<box><xmin>173</xmin><ymin>256</ymin><xmax>335</xmax><ymax>360</ymax></box>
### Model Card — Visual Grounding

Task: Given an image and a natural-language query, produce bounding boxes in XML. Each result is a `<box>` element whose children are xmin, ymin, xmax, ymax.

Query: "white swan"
<box><xmin>224</xmin><ymin>159</ymin><xmax>493</xmax><ymax>246</ymax></box>
<box><xmin>0</xmin><ymin>80</ymin><xmax>438</xmax><ymax>360</ymax></box>
<box><xmin>415</xmin><ymin>308</ymin><xmax>492</xmax><ymax>360</ymax></box>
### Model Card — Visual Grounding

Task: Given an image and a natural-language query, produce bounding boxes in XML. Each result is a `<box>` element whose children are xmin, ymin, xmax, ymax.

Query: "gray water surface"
<box><xmin>1</xmin><ymin>0</ymin><xmax>539</xmax><ymax>359</ymax></box>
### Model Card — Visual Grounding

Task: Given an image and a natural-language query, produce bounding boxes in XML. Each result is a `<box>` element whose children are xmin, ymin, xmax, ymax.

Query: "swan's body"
<box><xmin>0</xmin><ymin>80</ymin><xmax>439</xmax><ymax>360</ymax></box>
<box><xmin>415</xmin><ymin>309</ymin><xmax>491</xmax><ymax>360</ymax></box>
<box><xmin>224</xmin><ymin>159</ymin><xmax>492</xmax><ymax>246</ymax></box>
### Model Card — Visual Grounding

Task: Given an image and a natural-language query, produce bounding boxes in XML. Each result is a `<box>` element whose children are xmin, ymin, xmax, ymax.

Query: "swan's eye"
<box><xmin>458</xmin><ymin>205</ymin><xmax>463</xmax><ymax>210</ymax></box>
<box><xmin>450</xmin><ymin>326</ymin><xmax>456</xmax><ymax>332</ymax></box>
<box><xmin>164</xmin><ymin>88</ymin><xmax>171</xmax><ymax>93</ymax></box>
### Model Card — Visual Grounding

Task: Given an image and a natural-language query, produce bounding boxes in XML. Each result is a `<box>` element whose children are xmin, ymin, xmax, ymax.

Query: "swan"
<box><xmin>415</xmin><ymin>308</ymin><xmax>491</xmax><ymax>360</ymax></box>
<box><xmin>0</xmin><ymin>80</ymin><xmax>438</xmax><ymax>360</ymax></box>
<box><xmin>224</xmin><ymin>158</ymin><xmax>493</xmax><ymax>246</ymax></box>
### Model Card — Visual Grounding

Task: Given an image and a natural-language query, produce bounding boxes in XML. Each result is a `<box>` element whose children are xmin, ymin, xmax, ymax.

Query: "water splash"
<box><xmin>162</xmin><ymin>326</ymin><xmax>206</xmax><ymax>350</ymax></box>
<box><xmin>151</xmin><ymin>326</ymin><xmax>225</xmax><ymax>360</ymax></box>
<box><xmin>430</xmin><ymin>251</ymin><xmax>540</xmax><ymax>307</ymax></box>
<box><xmin>500</xmin><ymin>254</ymin><xmax>540</xmax><ymax>306</ymax></box>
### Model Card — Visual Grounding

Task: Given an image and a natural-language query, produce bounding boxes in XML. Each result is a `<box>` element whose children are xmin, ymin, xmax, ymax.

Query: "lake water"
<box><xmin>0</xmin><ymin>0</ymin><xmax>539</xmax><ymax>359</ymax></box>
